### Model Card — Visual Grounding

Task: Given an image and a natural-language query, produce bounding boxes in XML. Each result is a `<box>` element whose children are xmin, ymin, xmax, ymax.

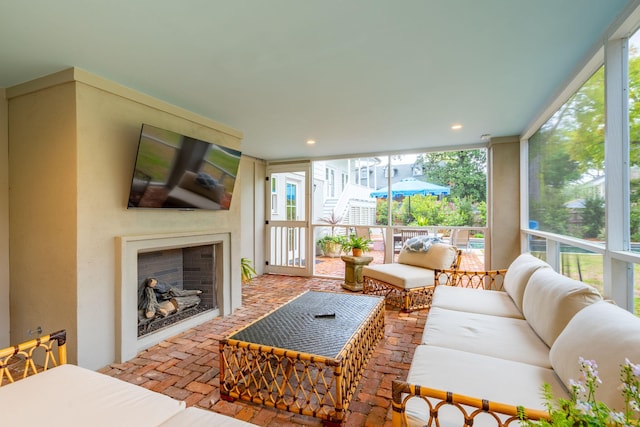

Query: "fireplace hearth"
<box><xmin>137</xmin><ymin>245</ymin><xmax>216</xmax><ymax>337</ymax></box>
<box><xmin>138</xmin><ymin>304</ymin><xmax>211</xmax><ymax>336</ymax></box>
<box><xmin>117</xmin><ymin>232</ymin><xmax>232</xmax><ymax>362</ymax></box>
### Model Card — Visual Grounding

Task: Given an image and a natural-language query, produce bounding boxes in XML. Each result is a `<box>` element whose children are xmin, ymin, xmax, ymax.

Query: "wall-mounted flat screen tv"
<box><xmin>127</xmin><ymin>124</ymin><xmax>241</xmax><ymax>210</ymax></box>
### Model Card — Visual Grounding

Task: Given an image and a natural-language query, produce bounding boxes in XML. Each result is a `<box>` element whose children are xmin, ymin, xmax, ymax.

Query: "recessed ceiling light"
<box><xmin>451</xmin><ymin>124</ymin><xmax>463</xmax><ymax>130</ymax></box>
<box><xmin>306</xmin><ymin>139</ymin><xmax>316</xmax><ymax>145</ymax></box>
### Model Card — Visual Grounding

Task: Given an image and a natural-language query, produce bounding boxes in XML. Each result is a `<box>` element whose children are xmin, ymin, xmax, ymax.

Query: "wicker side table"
<box><xmin>341</xmin><ymin>255</ymin><xmax>373</xmax><ymax>291</ymax></box>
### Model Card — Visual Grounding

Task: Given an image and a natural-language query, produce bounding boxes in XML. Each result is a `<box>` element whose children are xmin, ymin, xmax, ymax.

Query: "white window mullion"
<box><xmin>604</xmin><ymin>37</ymin><xmax>632</xmax><ymax>307</ymax></box>
<box><xmin>519</xmin><ymin>138</ymin><xmax>529</xmax><ymax>253</ymax></box>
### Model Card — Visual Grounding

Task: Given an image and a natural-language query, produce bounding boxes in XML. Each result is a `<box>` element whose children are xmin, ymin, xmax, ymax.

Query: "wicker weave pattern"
<box><xmin>0</xmin><ymin>330</ymin><xmax>67</xmax><ymax>386</ymax></box>
<box><xmin>435</xmin><ymin>268</ymin><xmax>507</xmax><ymax>290</ymax></box>
<box><xmin>228</xmin><ymin>291</ymin><xmax>382</xmax><ymax>358</ymax></box>
<box><xmin>362</xmin><ymin>277</ymin><xmax>434</xmax><ymax>312</ymax></box>
<box><xmin>220</xmin><ymin>291</ymin><xmax>385</xmax><ymax>425</ymax></box>
<box><xmin>391</xmin><ymin>380</ymin><xmax>550</xmax><ymax>426</ymax></box>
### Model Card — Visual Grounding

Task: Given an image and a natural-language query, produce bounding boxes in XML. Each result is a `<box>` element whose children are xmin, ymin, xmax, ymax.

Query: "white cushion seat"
<box><xmin>363</xmin><ymin>263</ymin><xmax>435</xmax><ymax>290</ymax></box>
<box><xmin>159</xmin><ymin>407</ymin><xmax>256</xmax><ymax>426</ymax></box>
<box><xmin>404</xmin><ymin>345</ymin><xmax>569</xmax><ymax>427</ymax></box>
<box><xmin>431</xmin><ymin>285</ymin><xmax>524</xmax><ymax>319</ymax></box>
<box><xmin>0</xmin><ymin>364</ymin><xmax>185</xmax><ymax>426</ymax></box>
<box><xmin>421</xmin><ymin>307</ymin><xmax>552</xmax><ymax>368</ymax></box>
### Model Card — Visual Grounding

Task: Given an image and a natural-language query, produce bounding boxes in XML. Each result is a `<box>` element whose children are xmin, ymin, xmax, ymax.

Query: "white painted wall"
<box><xmin>239</xmin><ymin>156</ymin><xmax>266</xmax><ymax>276</ymax></box>
<box><xmin>8</xmin><ymin>68</ymin><xmax>244</xmax><ymax>369</ymax></box>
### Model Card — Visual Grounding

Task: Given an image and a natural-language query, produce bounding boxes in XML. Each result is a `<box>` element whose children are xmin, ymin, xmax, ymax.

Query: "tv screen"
<box><xmin>127</xmin><ymin>124</ymin><xmax>242</xmax><ymax>210</ymax></box>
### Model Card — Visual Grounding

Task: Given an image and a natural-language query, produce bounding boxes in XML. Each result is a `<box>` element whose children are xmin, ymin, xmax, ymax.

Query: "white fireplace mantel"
<box><xmin>116</xmin><ymin>231</ymin><xmax>231</xmax><ymax>362</ymax></box>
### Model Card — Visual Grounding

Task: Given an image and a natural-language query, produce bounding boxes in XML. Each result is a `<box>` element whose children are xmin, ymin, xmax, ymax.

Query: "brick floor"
<box><xmin>99</xmin><ymin>274</ymin><xmax>430</xmax><ymax>426</ymax></box>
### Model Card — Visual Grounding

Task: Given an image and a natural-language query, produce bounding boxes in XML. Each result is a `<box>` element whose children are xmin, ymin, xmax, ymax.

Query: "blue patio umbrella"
<box><xmin>369</xmin><ymin>177</ymin><xmax>450</xmax><ymax>198</ymax></box>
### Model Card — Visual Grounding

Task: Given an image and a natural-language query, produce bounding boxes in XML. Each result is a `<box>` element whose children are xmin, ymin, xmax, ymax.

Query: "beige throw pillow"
<box><xmin>550</xmin><ymin>301</ymin><xmax>640</xmax><ymax>412</ymax></box>
<box><xmin>522</xmin><ymin>268</ymin><xmax>602</xmax><ymax>347</ymax></box>
<box><xmin>398</xmin><ymin>243</ymin><xmax>458</xmax><ymax>270</ymax></box>
<box><xmin>503</xmin><ymin>253</ymin><xmax>551</xmax><ymax>312</ymax></box>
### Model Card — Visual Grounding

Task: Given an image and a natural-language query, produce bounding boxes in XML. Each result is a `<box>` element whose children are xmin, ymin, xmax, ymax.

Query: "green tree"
<box><xmin>564</xmin><ymin>67</ymin><xmax>605</xmax><ymax>175</ymax></box>
<box><xmin>406</xmin><ymin>196</ymin><xmax>479</xmax><ymax>227</ymax></box>
<box><xmin>630</xmin><ymin>179</ymin><xmax>640</xmax><ymax>241</ymax></box>
<box><xmin>582</xmin><ymin>195</ymin><xmax>605</xmax><ymax>239</ymax></box>
<box><xmin>417</xmin><ymin>149</ymin><xmax>487</xmax><ymax>202</ymax></box>
<box><xmin>530</xmin><ymin>189</ymin><xmax>570</xmax><ymax>235</ymax></box>
<box><xmin>629</xmin><ymin>53</ymin><xmax>640</xmax><ymax>168</ymax></box>
<box><xmin>407</xmin><ymin>195</ymin><xmax>447</xmax><ymax>226</ymax></box>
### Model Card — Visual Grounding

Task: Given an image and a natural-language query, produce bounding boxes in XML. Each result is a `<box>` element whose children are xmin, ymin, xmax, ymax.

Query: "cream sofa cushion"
<box><xmin>398</xmin><ymin>243</ymin><xmax>458</xmax><ymax>270</ymax></box>
<box><xmin>550</xmin><ymin>301</ymin><xmax>640</xmax><ymax>412</ymax></box>
<box><xmin>422</xmin><ymin>307</ymin><xmax>551</xmax><ymax>367</ymax></box>
<box><xmin>159</xmin><ymin>407</ymin><xmax>256</xmax><ymax>426</ymax></box>
<box><xmin>0</xmin><ymin>364</ymin><xmax>185</xmax><ymax>426</ymax></box>
<box><xmin>405</xmin><ymin>345</ymin><xmax>569</xmax><ymax>427</ymax></box>
<box><xmin>523</xmin><ymin>268</ymin><xmax>602</xmax><ymax>347</ymax></box>
<box><xmin>503</xmin><ymin>253</ymin><xmax>550</xmax><ymax>312</ymax></box>
<box><xmin>431</xmin><ymin>285</ymin><xmax>524</xmax><ymax>319</ymax></box>
<box><xmin>363</xmin><ymin>263</ymin><xmax>435</xmax><ymax>289</ymax></box>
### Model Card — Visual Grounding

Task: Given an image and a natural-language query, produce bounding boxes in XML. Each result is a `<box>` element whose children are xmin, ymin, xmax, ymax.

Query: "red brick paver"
<box><xmin>100</xmin><ymin>275</ymin><xmax>429</xmax><ymax>426</ymax></box>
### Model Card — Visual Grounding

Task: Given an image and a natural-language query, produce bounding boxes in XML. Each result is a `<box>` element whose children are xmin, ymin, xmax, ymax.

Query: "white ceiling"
<box><xmin>0</xmin><ymin>1</ymin><xmax>632</xmax><ymax>160</ymax></box>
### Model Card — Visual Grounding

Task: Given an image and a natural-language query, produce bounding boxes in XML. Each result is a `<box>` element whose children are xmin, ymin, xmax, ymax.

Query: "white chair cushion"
<box><xmin>550</xmin><ymin>301</ymin><xmax>640</xmax><ymax>412</ymax></box>
<box><xmin>431</xmin><ymin>285</ymin><xmax>524</xmax><ymax>319</ymax></box>
<box><xmin>421</xmin><ymin>307</ymin><xmax>551</xmax><ymax>367</ymax></box>
<box><xmin>405</xmin><ymin>345</ymin><xmax>568</xmax><ymax>427</ymax></box>
<box><xmin>363</xmin><ymin>263</ymin><xmax>435</xmax><ymax>289</ymax></box>
<box><xmin>398</xmin><ymin>243</ymin><xmax>458</xmax><ymax>270</ymax></box>
<box><xmin>522</xmin><ymin>268</ymin><xmax>602</xmax><ymax>347</ymax></box>
<box><xmin>503</xmin><ymin>253</ymin><xmax>551</xmax><ymax>312</ymax></box>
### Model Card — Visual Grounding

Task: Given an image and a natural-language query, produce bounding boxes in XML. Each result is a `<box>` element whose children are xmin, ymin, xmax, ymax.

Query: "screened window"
<box><xmin>286</xmin><ymin>182</ymin><xmax>297</xmax><ymax>221</ymax></box>
<box><xmin>271</xmin><ymin>177</ymin><xmax>278</xmax><ymax>213</ymax></box>
<box><xmin>629</xmin><ymin>31</ymin><xmax>640</xmax><ymax>251</ymax></box>
<box><xmin>528</xmin><ymin>67</ymin><xmax>605</xmax><ymax>241</ymax></box>
<box><xmin>380</xmin><ymin>150</ymin><xmax>487</xmax><ymax>228</ymax></box>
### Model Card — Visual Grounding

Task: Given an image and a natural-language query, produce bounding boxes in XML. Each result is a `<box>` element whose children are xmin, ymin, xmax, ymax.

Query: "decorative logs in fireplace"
<box><xmin>138</xmin><ymin>277</ymin><xmax>202</xmax><ymax>320</ymax></box>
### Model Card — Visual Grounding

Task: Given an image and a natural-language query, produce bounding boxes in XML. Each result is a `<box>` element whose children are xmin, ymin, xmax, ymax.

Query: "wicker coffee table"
<box><xmin>219</xmin><ymin>291</ymin><xmax>385</xmax><ymax>426</ymax></box>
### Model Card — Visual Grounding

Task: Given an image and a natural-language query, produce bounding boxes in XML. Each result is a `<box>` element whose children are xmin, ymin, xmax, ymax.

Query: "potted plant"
<box><xmin>342</xmin><ymin>235</ymin><xmax>373</xmax><ymax>257</ymax></box>
<box><xmin>317</xmin><ymin>235</ymin><xmax>346</xmax><ymax>258</ymax></box>
<box><xmin>319</xmin><ymin>211</ymin><xmax>344</xmax><ymax>237</ymax></box>
<box><xmin>317</xmin><ymin>210</ymin><xmax>346</xmax><ymax>257</ymax></box>
<box><xmin>241</xmin><ymin>258</ymin><xmax>257</xmax><ymax>284</ymax></box>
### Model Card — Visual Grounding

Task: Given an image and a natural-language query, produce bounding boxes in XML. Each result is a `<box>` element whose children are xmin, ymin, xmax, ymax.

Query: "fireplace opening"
<box><xmin>136</xmin><ymin>244</ymin><xmax>217</xmax><ymax>337</ymax></box>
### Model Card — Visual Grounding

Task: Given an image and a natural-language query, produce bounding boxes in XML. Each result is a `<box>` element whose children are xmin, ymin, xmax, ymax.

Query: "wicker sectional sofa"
<box><xmin>392</xmin><ymin>253</ymin><xmax>640</xmax><ymax>426</ymax></box>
